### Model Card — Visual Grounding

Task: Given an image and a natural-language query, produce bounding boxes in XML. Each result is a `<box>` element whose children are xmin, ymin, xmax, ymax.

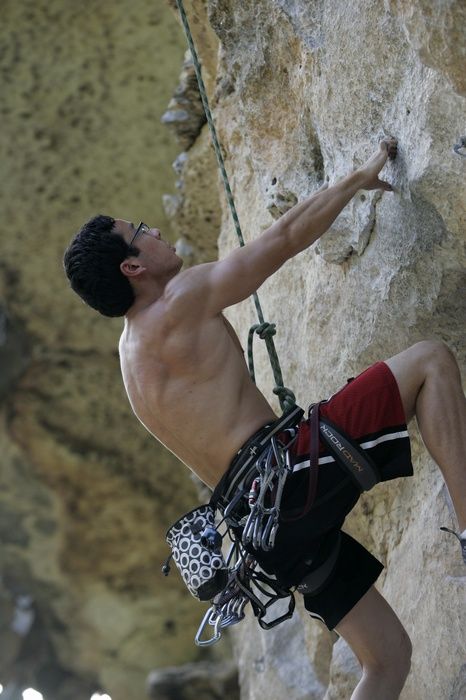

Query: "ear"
<box><xmin>120</xmin><ymin>259</ymin><xmax>146</xmax><ymax>279</ymax></box>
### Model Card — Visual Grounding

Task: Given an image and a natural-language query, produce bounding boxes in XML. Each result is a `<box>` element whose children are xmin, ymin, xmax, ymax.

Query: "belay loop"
<box><xmin>174</xmin><ymin>0</ymin><xmax>295</xmax><ymax>413</ymax></box>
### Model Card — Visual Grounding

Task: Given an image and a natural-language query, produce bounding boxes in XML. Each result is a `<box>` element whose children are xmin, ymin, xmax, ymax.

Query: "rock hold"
<box><xmin>266</xmin><ymin>183</ymin><xmax>298</xmax><ymax>220</ymax></box>
<box><xmin>161</xmin><ymin>52</ymin><xmax>207</xmax><ymax>151</ymax></box>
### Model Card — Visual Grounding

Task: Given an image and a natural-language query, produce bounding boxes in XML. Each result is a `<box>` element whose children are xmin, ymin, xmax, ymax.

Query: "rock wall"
<box><xmin>166</xmin><ymin>1</ymin><xmax>466</xmax><ymax>699</ymax></box>
<box><xmin>1</xmin><ymin>0</ymin><xmax>465</xmax><ymax>699</ymax></box>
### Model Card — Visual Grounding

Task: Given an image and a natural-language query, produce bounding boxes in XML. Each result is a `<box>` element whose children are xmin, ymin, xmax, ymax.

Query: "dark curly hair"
<box><xmin>63</xmin><ymin>214</ymin><xmax>139</xmax><ymax>317</ymax></box>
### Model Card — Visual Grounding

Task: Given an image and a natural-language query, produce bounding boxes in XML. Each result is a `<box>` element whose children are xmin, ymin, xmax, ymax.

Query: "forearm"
<box><xmin>179</xmin><ymin>142</ymin><xmax>395</xmax><ymax>316</ymax></box>
<box><xmin>278</xmin><ymin>170</ymin><xmax>365</xmax><ymax>254</ymax></box>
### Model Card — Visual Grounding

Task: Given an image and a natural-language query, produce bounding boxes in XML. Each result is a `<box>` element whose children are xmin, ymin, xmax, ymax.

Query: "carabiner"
<box><xmin>252</xmin><ymin>508</ymin><xmax>265</xmax><ymax>550</ymax></box>
<box><xmin>242</xmin><ymin>508</ymin><xmax>257</xmax><ymax>546</ymax></box>
<box><xmin>195</xmin><ymin>607</ymin><xmax>222</xmax><ymax>646</ymax></box>
<box><xmin>261</xmin><ymin>513</ymin><xmax>279</xmax><ymax>551</ymax></box>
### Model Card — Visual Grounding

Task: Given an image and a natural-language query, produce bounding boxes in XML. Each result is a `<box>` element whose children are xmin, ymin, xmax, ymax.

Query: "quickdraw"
<box><xmin>195</xmin><ymin>547</ymin><xmax>252</xmax><ymax>646</ymax></box>
<box><xmin>195</xmin><ymin>542</ymin><xmax>295</xmax><ymax>647</ymax></box>
<box><xmin>242</xmin><ymin>433</ymin><xmax>297</xmax><ymax>552</ymax></box>
<box><xmin>194</xmin><ymin>432</ymin><xmax>298</xmax><ymax>646</ymax></box>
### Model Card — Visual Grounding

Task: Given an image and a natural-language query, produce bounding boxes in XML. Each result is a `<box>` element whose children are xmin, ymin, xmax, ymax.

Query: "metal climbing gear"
<box><xmin>242</xmin><ymin>433</ymin><xmax>296</xmax><ymax>551</ymax></box>
<box><xmin>163</xmin><ymin>402</ymin><xmax>384</xmax><ymax>644</ymax></box>
<box><xmin>214</xmin><ymin>404</ymin><xmax>305</xmax><ymax>507</ymax></box>
<box><xmin>194</xmin><ymin>546</ymin><xmax>252</xmax><ymax>646</ymax></box>
<box><xmin>195</xmin><ymin>542</ymin><xmax>295</xmax><ymax>646</ymax></box>
<box><xmin>174</xmin><ymin>0</ymin><xmax>295</xmax><ymax>412</ymax></box>
<box><xmin>164</xmin><ymin>407</ymin><xmax>302</xmax><ymax>645</ymax></box>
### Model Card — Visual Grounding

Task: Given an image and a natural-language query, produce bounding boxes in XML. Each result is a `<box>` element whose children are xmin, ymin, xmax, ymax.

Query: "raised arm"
<box><xmin>168</xmin><ymin>139</ymin><xmax>397</xmax><ymax>318</ymax></box>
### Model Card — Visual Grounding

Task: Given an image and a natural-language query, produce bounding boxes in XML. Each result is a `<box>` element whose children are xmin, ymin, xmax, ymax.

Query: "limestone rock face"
<box><xmin>232</xmin><ymin>598</ymin><xmax>334</xmax><ymax>700</ymax></box>
<box><xmin>161</xmin><ymin>53</ymin><xmax>207</xmax><ymax>151</ymax></box>
<box><xmin>164</xmin><ymin>1</ymin><xmax>465</xmax><ymax>699</ymax></box>
<box><xmin>1</xmin><ymin>0</ymin><xmax>465</xmax><ymax>699</ymax></box>
<box><xmin>147</xmin><ymin>660</ymin><xmax>239</xmax><ymax>700</ymax></box>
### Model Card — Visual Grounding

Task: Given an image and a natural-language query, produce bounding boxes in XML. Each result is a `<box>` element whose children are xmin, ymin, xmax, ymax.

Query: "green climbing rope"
<box><xmin>175</xmin><ymin>0</ymin><xmax>296</xmax><ymax>412</ymax></box>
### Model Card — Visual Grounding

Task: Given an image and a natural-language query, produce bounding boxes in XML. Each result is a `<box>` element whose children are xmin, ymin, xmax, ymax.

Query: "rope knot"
<box><xmin>254</xmin><ymin>322</ymin><xmax>276</xmax><ymax>339</ymax></box>
<box><xmin>273</xmin><ymin>386</ymin><xmax>296</xmax><ymax>411</ymax></box>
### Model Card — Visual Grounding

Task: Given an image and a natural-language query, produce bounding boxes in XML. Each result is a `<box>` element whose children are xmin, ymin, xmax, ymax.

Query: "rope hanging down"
<box><xmin>175</xmin><ymin>0</ymin><xmax>296</xmax><ymax>412</ymax></box>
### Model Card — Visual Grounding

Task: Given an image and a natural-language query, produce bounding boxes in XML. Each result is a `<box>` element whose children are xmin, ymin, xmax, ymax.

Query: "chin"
<box><xmin>172</xmin><ymin>258</ymin><xmax>184</xmax><ymax>274</ymax></box>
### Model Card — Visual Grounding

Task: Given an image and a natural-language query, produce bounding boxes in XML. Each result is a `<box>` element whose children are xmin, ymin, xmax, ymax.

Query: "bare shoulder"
<box><xmin>119</xmin><ymin>260</ymin><xmax>244</xmax><ymax>369</ymax></box>
<box><xmin>149</xmin><ymin>262</ymin><xmax>210</xmax><ymax>316</ymax></box>
<box><xmin>166</xmin><ymin>262</ymin><xmax>213</xmax><ymax>290</ymax></box>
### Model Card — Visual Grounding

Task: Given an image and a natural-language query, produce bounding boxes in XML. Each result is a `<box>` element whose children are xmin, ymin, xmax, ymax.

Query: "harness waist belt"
<box><xmin>211</xmin><ymin>404</ymin><xmax>304</xmax><ymax>509</ymax></box>
<box><xmin>318</xmin><ymin>416</ymin><xmax>381</xmax><ymax>491</ymax></box>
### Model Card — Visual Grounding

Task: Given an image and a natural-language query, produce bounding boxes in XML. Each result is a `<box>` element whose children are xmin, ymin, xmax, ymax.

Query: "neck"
<box><xmin>125</xmin><ymin>288</ymin><xmax>162</xmax><ymax>319</ymax></box>
<box><xmin>125</xmin><ymin>271</ymin><xmax>176</xmax><ymax>319</ymax></box>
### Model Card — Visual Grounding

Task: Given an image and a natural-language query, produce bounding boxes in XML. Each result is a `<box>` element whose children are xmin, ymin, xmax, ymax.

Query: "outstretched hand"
<box><xmin>357</xmin><ymin>138</ymin><xmax>397</xmax><ymax>191</ymax></box>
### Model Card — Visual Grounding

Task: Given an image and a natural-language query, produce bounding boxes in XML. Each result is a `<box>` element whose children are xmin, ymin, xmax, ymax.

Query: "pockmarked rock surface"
<box><xmin>162</xmin><ymin>1</ymin><xmax>465</xmax><ymax>699</ymax></box>
<box><xmin>1</xmin><ymin>0</ymin><xmax>465</xmax><ymax>699</ymax></box>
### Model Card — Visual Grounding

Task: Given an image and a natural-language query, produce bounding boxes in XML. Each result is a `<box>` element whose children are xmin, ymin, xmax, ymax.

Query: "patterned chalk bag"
<box><xmin>165</xmin><ymin>504</ymin><xmax>228</xmax><ymax>601</ymax></box>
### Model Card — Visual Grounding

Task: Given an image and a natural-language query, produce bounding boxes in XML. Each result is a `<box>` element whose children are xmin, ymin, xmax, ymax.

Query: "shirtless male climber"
<box><xmin>64</xmin><ymin>138</ymin><xmax>466</xmax><ymax>700</ymax></box>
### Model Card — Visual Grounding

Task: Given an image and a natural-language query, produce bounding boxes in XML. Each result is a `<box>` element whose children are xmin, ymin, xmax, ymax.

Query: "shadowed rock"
<box><xmin>147</xmin><ymin>661</ymin><xmax>239</xmax><ymax>700</ymax></box>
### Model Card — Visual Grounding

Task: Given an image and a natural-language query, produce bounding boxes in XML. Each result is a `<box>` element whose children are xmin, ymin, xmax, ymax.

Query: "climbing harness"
<box><xmin>163</xmin><ymin>402</ymin><xmax>381</xmax><ymax>645</ymax></box>
<box><xmin>318</xmin><ymin>415</ymin><xmax>381</xmax><ymax>491</ymax></box>
<box><xmin>174</xmin><ymin>0</ymin><xmax>295</xmax><ymax>412</ymax></box>
<box><xmin>164</xmin><ymin>405</ymin><xmax>302</xmax><ymax>645</ymax></box>
<box><xmin>215</xmin><ymin>404</ymin><xmax>304</xmax><ymax>506</ymax></box>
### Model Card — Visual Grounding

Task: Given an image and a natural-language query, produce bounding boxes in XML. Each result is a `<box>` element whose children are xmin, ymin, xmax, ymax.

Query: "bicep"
<box><xmin>204</xmin><ymin>225</ymin><xmax>291</xmax><ymax>313</ymax></box>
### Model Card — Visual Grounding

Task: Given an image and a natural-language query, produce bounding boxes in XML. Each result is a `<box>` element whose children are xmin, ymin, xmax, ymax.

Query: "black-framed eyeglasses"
<box><xmin>129</xmin><ymin>221</ymin><xmax>150</xmax><ymax>247</ymax></box>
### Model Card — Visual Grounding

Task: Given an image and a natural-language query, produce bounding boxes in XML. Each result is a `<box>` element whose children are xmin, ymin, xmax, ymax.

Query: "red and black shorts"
<box><xmin>231</xmin><ymin>361</ymin><xmax>413</xmax><ymax>631</ymax></box>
